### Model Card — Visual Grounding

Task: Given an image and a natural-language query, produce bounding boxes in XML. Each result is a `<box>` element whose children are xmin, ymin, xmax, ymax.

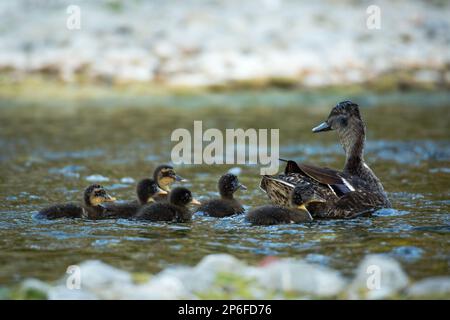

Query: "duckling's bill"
<box><xmin>190</xmin><ymin>198</ymin><xmax>201</xmax><ymax>205</ymax></box>
<box><xmin>175</xmin><ymin>174</ymin><xmax>187</xmax><ymax>182</ymax></box>
<box><xmin>238</xmin><ymin>183</ymin><xmax>247</xmax><ymax>190</ymax></box>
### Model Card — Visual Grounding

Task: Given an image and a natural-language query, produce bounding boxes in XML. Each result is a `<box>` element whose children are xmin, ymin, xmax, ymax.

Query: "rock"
<box><xmin>128</xmin><ymin>275</ymin><xmax>195</xmax><ymax>299</ymax></box>
<box><xmin>85</xmin><ymin>174</ymin><xmax>109</xmax><ymax>182</ymax></box>
<box><xmin>196</xmin><ymin>254</ymin><xmax>246</xmax><ymax>274</ymax></box>
<box><xmin>407</xmin><ymin>277</ymin><xmax>450</xmax><ymax>298</ymax></box>
<box><xmin>228</xmin><ymin>167</ymin><xmax>242</xmax><ymax>175</ymax></box>
<box><xmin>120</xmin><ymin>177</ymin><xmax>135</xmax><ymax>184</ymax></box>
<box><xmin>157</xmin><ymin>254</ymin><xmax>247</xmax><ymax>293</ymax></box>
<box><xmin>254</xmin><ymin>259</ymin><xmax>347</xmax><ymax>297</ymax></box>
<box><xmin>48</xmin><ymin>260</ymin><xmax>133</xmax><ymax>300</ymax></box>
<box><xmin>19</xmin><ymin>279</ymin><xmax>51</xmax><ymax>299</ymax></box>
<box><xmin>348</xmin><ymin>254</ymin><xmax>409</xmax><ymax>299</ymax></box>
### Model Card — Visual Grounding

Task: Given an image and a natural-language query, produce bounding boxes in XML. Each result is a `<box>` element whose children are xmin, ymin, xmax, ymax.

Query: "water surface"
<box><xmin>0</xmin><ymin>89</ymin><xmax>449</xmax><ymax>287</ymax></box>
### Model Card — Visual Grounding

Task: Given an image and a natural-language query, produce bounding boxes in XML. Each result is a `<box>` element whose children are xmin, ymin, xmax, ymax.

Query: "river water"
<box><xmin>0</xmin><ymin>89</ymin><xmax>449</xmax><ymax>288</ymax></box>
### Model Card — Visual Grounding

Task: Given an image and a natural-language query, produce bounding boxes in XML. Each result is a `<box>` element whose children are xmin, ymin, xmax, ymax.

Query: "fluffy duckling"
<box><xmin>135</xmin><ymin>187</ymin><xmax>200</xmax><ymax>222</ymax></box>
<box><xmin>103</xmin><ymin>179</ymin><xmax>168</xmax><ymax>218</ymax></box>
<box><xmin>153</xmin><ymin>164</ymin><xmax>186</xmax><ymax>202</ymax></box>
<box><xmin>36</xmin><ymin>184</ymin><xmax>116</xmax><ymax>220</ymax></box>
<box><xmin>195</xmin><ymin>173</ymin><xmax>246</xmax><ymax>217</ymax></box>
<box><xmin>246</xmin><ymin>185</ymin><xmax>314</xmax><ymax>225</ymax></box>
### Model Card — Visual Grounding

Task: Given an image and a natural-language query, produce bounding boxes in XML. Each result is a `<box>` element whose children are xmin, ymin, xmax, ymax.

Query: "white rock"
<box><xmin>228</xmin><ymin>167</ymin><xmax>242</xmax><ymax>175</ymax></box>
<box><xmin>196</xmin><ymin>254</ymin><xmax>245</xmax><ymax>273</ymax></box>
<box><xmin>348</xmin><ymin>255</ymin><xmax>409</xmax><ymax>299</ymax></box>
<box><xmin>85</xmin><ymin>174</ymin><xmax>110</xmax><ymax>182</ymax></box>
<box><xmin>48</xmin><ymin>260</ymin><xmax>134</xmax><ymax>300</ymax></box>
<box><xmin>157</xmin><ymin>254</ymin><xmax>247</xmax><ymax>293</ymax></box>
<box><xmin>255</xmin><ymin>259</ymin><xmax>347</xmax><ymax>297</ymax></box>
<box><xmin>120</xmin><ymin>177</ymin><xmax>135</xmax><ymax>184</ymax></box>
<box><xmin>127</xmin><ymin>275</ymin><xmax>195</xmax><ymax>299</ymax></box>
<box><xmin>407</xmin><ymin>277</ymin><xmax>450</xmax><ymax>298</ymax></box>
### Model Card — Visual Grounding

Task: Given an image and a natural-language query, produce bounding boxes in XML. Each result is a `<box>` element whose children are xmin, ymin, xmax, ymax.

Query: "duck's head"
<box><xmin>218</xmin><ymin>173</ymin><xmax>247</xmax><ymax>199</ymax></box>
<box><xmin>136</xmin><ymin>178</ymin><xmax>168</xmax><ymax>204</ymax></box>
<box><xmin>169</xmin><ymin>187</ymin><xmax>201</xmax><ymax>207</ymax></box>
<box><xmin>290</xmin><ymin>185</ymin><xmax>326</xmax><ymax>213</ymax></box>
<box><xmin>84</xmin><ymin>184</ymin><xmax>116</xmax><ymax>207</ymax></box>
<box><xmin>312</xmin><ymin>101</ymin><xmax>365</xmax><ymax>154</ymax></box>
<box><xmin>153</xmin><ymin>164</ymin><xmax>186</xmax><ymax>191</ymax></box>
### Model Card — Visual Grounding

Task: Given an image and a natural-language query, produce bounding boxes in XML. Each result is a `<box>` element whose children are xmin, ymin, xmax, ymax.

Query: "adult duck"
<box><xmin>260</xmin><ymin>101</ymin><xmax>391</xmax><ymax>218</ymax></box>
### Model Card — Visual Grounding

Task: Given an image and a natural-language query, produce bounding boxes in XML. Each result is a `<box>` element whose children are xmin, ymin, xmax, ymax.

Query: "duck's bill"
<box><xmin>190</xmin><ymin>198</ymin><xmax>201</xmax><ymax>205</ymax></box>
<box><xmin>312</xmin><ymin>122</ymin><xmax>332</xmax><ymax>133</ymax></box>
<box><xmin>175</xmin><ymin>175</ymin><xmax>187</xmax><ymax>182</ymax></box>
<box><xmin>103</xmin><ymin>195</ymin><xmax>116</xmax><ymax>202</ymax></box>
<box><xmin>156</xmin><ymin>188</ymin><xmax>168</xmax><ymax>196</ymax></box>
<box><xmin>238</xmin><ymin>184</ymin><xmax>247</xmax><ymax>191</ymax></box>
<box><xmin>297</xmin><ymin>204</ymin><xmax>310</xmax><ymax>212</ymax></box>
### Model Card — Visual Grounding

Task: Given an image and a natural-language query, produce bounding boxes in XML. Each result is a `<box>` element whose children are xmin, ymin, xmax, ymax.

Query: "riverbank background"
<box><xmin>0</xmin><ymin>0</ymin><xmax>449</xmax><ymax>300</ymax></box>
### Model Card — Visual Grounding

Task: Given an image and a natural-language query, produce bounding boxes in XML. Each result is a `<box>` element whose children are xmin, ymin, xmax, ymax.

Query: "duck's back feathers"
<box><xmin>246</xmin><ymin>205</ymin><xmax>313</xmax><ymax>225</ymax></box>
<box><xmin>321</xmin><ymin>191</ymin><xmax>385</xmax><ymax>219</ymax></box>
<box><xmin>135</xmin><ymin>203</ymin><xmax>192</xmax><ymax>222</ymax></box>
<box><xmin>103</xmin><ymin>200</ymin><xmax>141</xmax><ymax>219</ymax></box>
<box><xmin>260</xmin><ymin>173</ymin><xmax>338</xmax><ymax>208</ymax></box>
<box><xmin>196</xmin><ymin>199</ymin><xmax>244</xmax><ymax>217</ymax></box>
<box><xmin>36</xmin><ymin>203</ymin><xmax>86</xmax><ymax>219</ymax></box>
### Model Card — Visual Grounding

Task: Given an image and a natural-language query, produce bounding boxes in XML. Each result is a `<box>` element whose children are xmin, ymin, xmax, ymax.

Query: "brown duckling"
<box><xmin>152</xmin><ymin>164</ymin><xmax>186</xmax><ymax>202</ymax></box>
<box><xmin>103</xmin><ymin>179</ymin><xmax>168</xmax><ymax>218</ymax></box>
<box><xmin>134</xmin><ymin>187</ymin><xmax>200</xmax><ymax>222</ymax></box>
<box><xmin>195</xmin><ymin>173</ymin><xmax>246</xmax><ymax>217</ymax></box>
<box><xmin>36</xmin><ymin>184</ymin><xmax>116</xmax><ymax>220</ymax></box>
<box><xmin>246</xmin><ymin>185</ymin><xmax>313</xmax><ymax>225</ymax></box>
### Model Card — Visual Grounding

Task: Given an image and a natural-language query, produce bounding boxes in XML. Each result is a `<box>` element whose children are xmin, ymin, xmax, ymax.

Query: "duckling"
<box><xmin>152</xmin><ymin>164</ymin><xmax>186</xmax><ymax>202</ymax></box>
<box><xmin>135</xmin><ymin>187</ymin><xmax>200</xmax><ymax>222</ymax></box>
<box><xmin>260</xmin><ymin>101</ymin><xmax>391</xmax><ymax>218</ymax></box>
<box><xmin>195</xmin><ymin>173</ymin><xmax>246</xmax><ymax>217</ymax></box>
<box><xmin>102</xmin><ymin>179</ymin><xmax>168</xmax><ymax>218</ymax></box>
<box><xmin>246</xmin><ymin>185</ymin><xmax>314</xmax><ymax>225</ymax></box>
<box><xmin>36</xmin><ymin>184</ymin><xmax>116</xmax><ymax>220</ymax></box>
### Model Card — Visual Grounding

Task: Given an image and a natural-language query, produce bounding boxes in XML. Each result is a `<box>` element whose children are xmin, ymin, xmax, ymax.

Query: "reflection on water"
<box><xmin>0</xmin><ymin>90</ymin><xmax>449</xmax><ymax>287</ymax></box>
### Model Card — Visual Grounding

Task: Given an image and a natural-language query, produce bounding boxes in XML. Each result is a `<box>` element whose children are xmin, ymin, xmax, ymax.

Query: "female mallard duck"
<box><xmin>260</xmin><ymin>101</ymin><xmax>391</xmax><ymax>219</ymax></box>
<box><xmin>246</xmin><ymin>185</ymin><xmax>313</xmax><ymax>225</ymax></box>
<box><xmin>36</xmin><ymin>184</ymin><xmax>116</xmax><ymax>220</ymax></box>
<box><xmin>134</xmin><ymin>187</ymin><xmax>200</xmax><ymax>222</ymax></box>
<box><xmin>152</xmin><ymin>164</ymin><xmax>186</xmax><ymax>202</ymax></box>
<box><xmin>103</xmin><ymin>179</ymin><xmax>168</xmax><ymax>218</ymax></box>
<box><xmin>195</xmin><ymin>173</ymin><xmax>247</xmax><ymax>217</ymax></box>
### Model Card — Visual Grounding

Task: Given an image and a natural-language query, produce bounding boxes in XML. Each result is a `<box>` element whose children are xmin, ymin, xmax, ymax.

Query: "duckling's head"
<box><xmin>84</xmin><ymin>184</ymin><xmax>116</xmax><ymax>207</ymax></box>
<box><xmin>312</xmin><ymin>101</ymin><xmax>365</xmax><ymax>153</ymax></box>
<box><xmin>153</xmin><ymin>164</ymin><xmax>186</xmax><ymax>191</ymax></box>
<box><xmin>290</xmin><ymin>185</ymin><xmax>325</xmax><ymax>213</ymax></box>
<box><xmin>169</xmin><ymin>187</ymin><xmax>201</xmax><ymax>207</ymax></box>
<box><xmin>218</xmin><ymin>173</ymin><xmax>247</xmax><ymax>199</ymax></box>
<box><xmin>136</xmin><ymin>178</ymin><xmax>168</xmax><ymax>204</ymax></box>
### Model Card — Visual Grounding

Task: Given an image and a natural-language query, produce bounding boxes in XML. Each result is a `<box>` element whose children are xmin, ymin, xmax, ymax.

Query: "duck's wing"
<box><xmin>296</xmin><ymin>163</ymin><xmax>355</xmax><ymax>196</ymax></box>
<box><xmin>279</xmin><ymin>158</ymin><xmax>303</xmax><ymax>174</ymax></box>
<box><xmin>327</xmin><ymin>191</ymin><xmax>386</xmax><ymax>219</ymax></box>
